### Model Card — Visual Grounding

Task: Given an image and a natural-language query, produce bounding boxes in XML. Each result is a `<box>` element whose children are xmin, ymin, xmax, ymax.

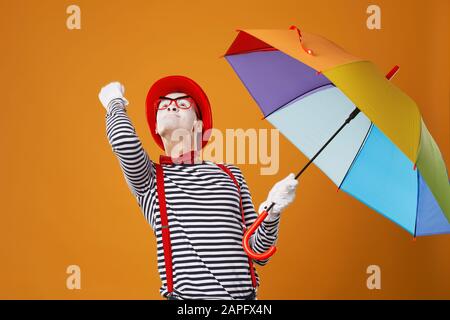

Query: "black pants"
<box><xmin>166</xmin><ymin>289</ymin><xmax>257</xmax><ymax>300</ymax></box>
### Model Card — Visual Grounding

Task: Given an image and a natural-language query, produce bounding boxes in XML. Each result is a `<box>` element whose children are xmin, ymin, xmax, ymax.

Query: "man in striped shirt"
<box><xmin>98</xmin><ymin>78</ymin><xmax>298</xmax><ymax>300</ymax></box>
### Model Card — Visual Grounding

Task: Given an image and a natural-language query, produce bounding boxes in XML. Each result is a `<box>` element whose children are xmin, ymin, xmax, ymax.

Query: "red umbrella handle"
<box><xmin>242</xmin><ymin>65</ymin><xmax>400</xmax><ymax>261</ymax></box>
<box><xmin>242</xmin><ymin>210</ymin><xmax>277</xmax><ymax>260</ymax></box>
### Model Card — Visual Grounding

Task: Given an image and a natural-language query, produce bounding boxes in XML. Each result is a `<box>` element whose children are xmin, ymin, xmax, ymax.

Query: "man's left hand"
<box><xmin>259</xmin><ymin>173</ymin><xmax>299</xmax><ymax>221</ymax></box>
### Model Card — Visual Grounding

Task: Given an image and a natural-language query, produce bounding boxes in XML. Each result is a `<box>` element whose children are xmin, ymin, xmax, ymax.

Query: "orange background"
<box><xmin>0</xmin><ymin>0</ymin><xmax>448</xmax><ymax>299</ymax></box>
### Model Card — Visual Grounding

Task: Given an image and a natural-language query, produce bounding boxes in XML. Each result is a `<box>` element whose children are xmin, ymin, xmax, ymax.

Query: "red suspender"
<box><xmin>155</xmin><ymin>163</ymin><xmax>174</xmax><ymax>294</ymax></box>
<box><xmin>216</xmin><ymin>164</ymin><xmax>258</xmax><ymax>289</ymax></box>
<box><xmin>155</xmin><ymin>162</ymin><xmax>257</xmax><ymax>296</ymax></box>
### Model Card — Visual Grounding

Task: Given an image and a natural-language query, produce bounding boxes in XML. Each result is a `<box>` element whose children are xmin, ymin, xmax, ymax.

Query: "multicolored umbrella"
<box><xmin>223</xmin><ymin>27</ymin><xmax>450</xmax><ymax>259</ymax></box>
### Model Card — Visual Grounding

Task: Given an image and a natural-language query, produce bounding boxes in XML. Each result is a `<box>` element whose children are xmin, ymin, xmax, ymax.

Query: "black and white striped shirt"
<box><xmin>105</xmin><ymin>99</ymin><xmax>281</xmax><ymax>300</ymax></box>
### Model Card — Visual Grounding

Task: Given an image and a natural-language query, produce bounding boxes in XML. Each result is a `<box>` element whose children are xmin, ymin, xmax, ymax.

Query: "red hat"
<box><xmin>146</xmin><ymin>75</ymin><xmax>213</xmax><ymax>151</ymax></box>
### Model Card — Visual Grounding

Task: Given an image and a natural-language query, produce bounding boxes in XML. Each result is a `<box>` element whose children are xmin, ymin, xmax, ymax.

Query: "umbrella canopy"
<box><xmin>224</xmin><ymin>27</ymin><xmax>450</xmax><ymax>237</ymax></box>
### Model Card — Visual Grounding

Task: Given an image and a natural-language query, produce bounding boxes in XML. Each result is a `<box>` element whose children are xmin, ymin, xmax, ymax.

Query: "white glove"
<box><xmin>98</xmin><ymin>81</ymin><xmax>129</xmax><ymax>112</ymax></box>
<box><xmin>259</xmin><ymin>173</ymin><xmax>299</xmax><ymax>221</ymax></box>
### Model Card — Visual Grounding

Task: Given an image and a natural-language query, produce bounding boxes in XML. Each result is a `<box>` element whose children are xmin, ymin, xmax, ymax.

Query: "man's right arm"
<box><xmin>101</xmin><ymin>83</ymin><xmax>153</xmax><ymax>198</ymax></box>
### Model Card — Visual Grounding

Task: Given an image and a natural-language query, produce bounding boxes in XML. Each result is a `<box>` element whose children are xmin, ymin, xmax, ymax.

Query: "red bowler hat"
<box><xmin>146</xmin><ymin>75</ymin><xmax>213</xmax><ymax>151</ymax></box>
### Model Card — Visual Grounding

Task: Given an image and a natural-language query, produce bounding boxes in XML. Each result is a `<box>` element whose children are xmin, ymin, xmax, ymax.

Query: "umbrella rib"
<box><xmin>337</xmin><ymin>122</ymin><xmax>374</xmax><ymax>191</ymax></box>
<box><xmin>262</xmin><ymin>83</ymin><xmax>335</xmax><ymax>119</ymax></box>
<box><xmin>413</xmin><ymin>170</ymin><xmax>420</xmax><ymax>239</ymax></box>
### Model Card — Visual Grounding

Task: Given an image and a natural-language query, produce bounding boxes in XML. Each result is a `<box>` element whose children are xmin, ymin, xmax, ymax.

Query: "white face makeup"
<box><xmin>155</xmin><ymin>92</ymin><xmax>201</xmax><ymax>142</ymax></box>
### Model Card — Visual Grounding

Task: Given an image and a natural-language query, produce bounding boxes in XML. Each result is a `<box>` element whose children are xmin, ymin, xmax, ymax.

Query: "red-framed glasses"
<box><xmin>155</xmin><ymin>95</ymin><xmax>201</xmax><ymax>118</ymax></box>
<box><xmin>156</xmin><ymin>95</ymin><xmax>193</xmax><ymax>110</ymax></box>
